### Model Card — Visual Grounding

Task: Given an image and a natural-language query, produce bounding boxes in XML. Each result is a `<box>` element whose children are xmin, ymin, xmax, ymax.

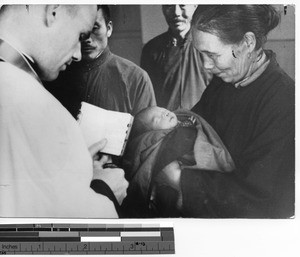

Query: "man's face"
<box><xmin>162</xmin><ymin>5</ymin><xmax>197</xmax><ymax>37</ymax></box>
<box><xmin>81</xmin><ymin>8</ymin><xmax>112</xmax><ymax>61</ymax></box>
<box><xmin>39</xmin><ymin>5</ymin><xmax>97</xmax><ymax>81</ymax></box>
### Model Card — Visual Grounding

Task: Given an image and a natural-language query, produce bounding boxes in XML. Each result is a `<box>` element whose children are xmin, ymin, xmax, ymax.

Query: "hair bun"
<box><xmin>262</xmin><ymin>5</ymin><xmax>281</xmax><ymax>34</ymax></box>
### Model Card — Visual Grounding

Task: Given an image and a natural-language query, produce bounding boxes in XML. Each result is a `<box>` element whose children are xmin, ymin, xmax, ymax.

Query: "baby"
<box><xmin>130</xmin><ymin>105</ymin><xmax>236</xmax><ymax>170</ymax></box>
<box><xmin>123</xmin><ymin>106</ymin><xmax>235</xmax><ymax>217</ymax></box>
<box><xmin>130</xmin><ymin>106</ymin><xmax>196</xmax><ymax>138</ymax></box>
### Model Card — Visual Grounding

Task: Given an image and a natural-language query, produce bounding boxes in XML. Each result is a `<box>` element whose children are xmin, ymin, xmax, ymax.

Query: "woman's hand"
<box><xmin>160</xmin><ymin>161</ymin><xmax>182</xmax><ymax>189</ymax></box>
<box><xmin>89</xmin><ymin>139</ymin><xmax>129</xmax><ymax>205</ymax></box>
<box><xmin>155</xmin><ymin>161</ymin><xmax>183</xmax><ymax>210</ymax></box>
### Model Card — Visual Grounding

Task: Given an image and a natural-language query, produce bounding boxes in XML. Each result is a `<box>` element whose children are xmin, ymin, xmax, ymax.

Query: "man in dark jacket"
<box><xmin>47</xmin><ymin>5</ymin><xmax>156</xmax><ymax>119</ymax></box>
<box><xmin>141</xmin><ymin>5</ymin><xmax>211</xmax><ymax>111</ymax></box>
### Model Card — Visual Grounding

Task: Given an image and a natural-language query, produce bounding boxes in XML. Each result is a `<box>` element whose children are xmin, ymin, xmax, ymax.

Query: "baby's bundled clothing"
<box><xmin>122</xmin><ymin>109</ymin><xmax>235</xmax><ymax>217</ymax></box>
<box><xmin>177</xmin><ymin>115</ymin><xmax>196</xmax><ymax>127</ymax></box>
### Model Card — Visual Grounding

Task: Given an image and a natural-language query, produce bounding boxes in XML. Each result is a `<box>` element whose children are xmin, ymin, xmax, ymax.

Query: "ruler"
<box><xmin>0</xmin><ymin>223</ymin><xmax>175</xmax><ymax>255</ymax></box>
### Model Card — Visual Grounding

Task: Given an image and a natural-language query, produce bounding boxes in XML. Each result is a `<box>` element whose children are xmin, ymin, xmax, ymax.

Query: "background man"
<box><xmin>141</xmin><ymin>5</ymin><xmax>211</xmax><ymax>111</ymax></box>
<box><xmin>0</xmin><ymin>5</ymin><xmax>128</xmax><ymax>218</ymax></box>
<box><xmin>47</xmin><ymin>5</ymin><xmax>156</xmax><ymax>119</ymax></box>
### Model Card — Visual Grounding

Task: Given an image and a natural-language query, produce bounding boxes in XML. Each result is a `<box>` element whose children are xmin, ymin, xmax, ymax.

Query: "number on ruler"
<box><xmin>135</xmin><ymin>242</ymin><xmax>146</xmax><ymax>246</ymax></box>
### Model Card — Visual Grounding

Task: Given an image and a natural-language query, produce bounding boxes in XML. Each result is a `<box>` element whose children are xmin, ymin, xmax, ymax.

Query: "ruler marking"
<box><xmin>121</xmin><ymin>231</ymin><xmax>160</xmax><ymax>237</ymax></box>
<box><xmin>0</xmin><ymin>224</ymin><xmax>175</xmax><ymax>254</ymax></box>
<box><xmin>80</xmin><ymin>231</ymin><xmax>120</xmax><ymax>237</ymax></box>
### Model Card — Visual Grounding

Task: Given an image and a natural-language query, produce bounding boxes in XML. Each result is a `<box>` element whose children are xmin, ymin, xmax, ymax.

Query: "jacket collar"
<box><xmin>0</xmin><ymin>38</ymin><xmax>41</xmax><ymax>84</ymax></box>
<box><xmin>234</xmin><ymin>50</ymin><xmax>280</xmax><ymax>89</ymax></box>
<box><xmin>166</xmin><ymin>29</ymin><xmax>191</xmax><ymax>48</ymax></box>
<box><xmin>73</xmin><ymin>46</ymin><xmax>111</xmax><ymax>71</ymax></box>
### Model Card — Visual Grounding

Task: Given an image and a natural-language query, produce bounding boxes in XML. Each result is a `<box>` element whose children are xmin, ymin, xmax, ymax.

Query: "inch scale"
<box><xmin>0</xmin><ymin>223</ymin><xmax>175</xmax><ymax>255</ymax></box>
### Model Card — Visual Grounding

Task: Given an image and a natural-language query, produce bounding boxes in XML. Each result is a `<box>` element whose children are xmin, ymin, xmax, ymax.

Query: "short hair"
<box><xmin>97</xmin><ymin>5</ymin><xmax>111</xmax><ymax>25</ymax></box>
<box><xmin>192</xmin><ymin>5</ymin><xmax>280</xmax><ymax>50</ymax></box>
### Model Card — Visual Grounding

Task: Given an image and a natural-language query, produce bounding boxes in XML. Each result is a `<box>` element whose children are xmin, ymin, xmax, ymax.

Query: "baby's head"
<box><xmin>131</xmin><ymin>106</ymin><xmax>178</xmax><ymax>137</ymax></box>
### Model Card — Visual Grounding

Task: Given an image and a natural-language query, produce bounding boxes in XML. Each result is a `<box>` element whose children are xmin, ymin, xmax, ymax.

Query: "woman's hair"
<box><xmin>192</xmin><ymin>5</ymin><xmax>281</xmax><ymax>50</ymax></box>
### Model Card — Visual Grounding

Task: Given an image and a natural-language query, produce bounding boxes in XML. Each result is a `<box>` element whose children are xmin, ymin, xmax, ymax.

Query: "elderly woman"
<box><xmin>159</xmin><ymin>5</ymin><xmax>294</xmax><ymax>218</ymax></box>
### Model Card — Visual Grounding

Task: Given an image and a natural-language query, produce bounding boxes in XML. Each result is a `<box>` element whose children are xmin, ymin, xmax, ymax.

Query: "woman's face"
<box><xmin>192</xmin><ymin>29</ymin><xmax>251</xmax><ymax>84</ymax></box>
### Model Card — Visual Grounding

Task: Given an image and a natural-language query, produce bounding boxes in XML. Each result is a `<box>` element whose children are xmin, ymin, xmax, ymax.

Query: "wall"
<box><xmin>140</xmin><ymin>5</ymin><xmax>167</xmax><ymax>44</ymax></box>
<box><xmin>109</xmin><ymin>5</ymin><xmax>143</xmax><ymax>65</ymax></box>
<box><xmin>266</xmin><ymin>5</ymin><xmax>295</xmax><ymax>79</ymax></box>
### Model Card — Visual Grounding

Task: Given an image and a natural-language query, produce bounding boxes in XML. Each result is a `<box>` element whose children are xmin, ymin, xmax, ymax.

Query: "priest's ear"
<box><xmin>44</xmin><ymin>5</ymin><xmax>60</xmax><ymax>27</ymax></box>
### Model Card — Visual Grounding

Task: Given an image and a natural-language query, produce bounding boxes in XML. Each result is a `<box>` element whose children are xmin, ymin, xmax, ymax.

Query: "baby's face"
<box><xmin>145</xmin><ymin>107</ymin><xmax>178</xmax><ymax>130</ymax></box>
